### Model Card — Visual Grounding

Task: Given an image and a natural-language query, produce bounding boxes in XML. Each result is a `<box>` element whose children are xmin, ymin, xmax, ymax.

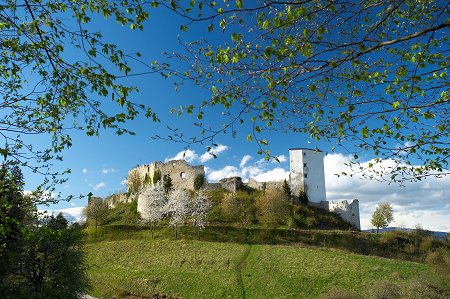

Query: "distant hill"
<box><xmin>362</xmin><ymin>227</ymin><xmax>448</xmax><ymax>240</ymax></box>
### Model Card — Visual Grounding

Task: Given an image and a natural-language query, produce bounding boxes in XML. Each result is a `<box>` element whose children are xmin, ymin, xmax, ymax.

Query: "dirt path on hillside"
<box><xmin>236</xmin><ymin>244</ymin><xmax>252</xmax><ymax>299</ymax></box>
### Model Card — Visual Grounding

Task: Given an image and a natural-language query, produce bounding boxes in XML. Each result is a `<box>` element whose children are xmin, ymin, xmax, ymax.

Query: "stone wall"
<box><xmin>153</xmin><ymin>160</ymin><xmax>205</xmax><ymax>190</ymax></box>
<box><xmin>321</xmin><ymin>199</ymin><xmax>360</xmax><ymax>230</ymax></box>
<box><xmin>218</xmin><ymin>177</ymin><xmax>243</xmax><ymax>192</ymax></box>
<box><xmin>105</xmin><ymin>193</ymin><xmax>130</xmax><ymax>208</ymax></box>
<box><xmin>245</xmin><ymin>178</ymin><xmax>284</xmax><ymax>192</ymax></box>
<box><xmin>127</xmin><ymin>160</ymin><xmax>205</xmax><ymax>191</ymax></box>
<box><xmin>203</xmin><ymin>182</ymin><xmax>222</xmax><ymax>191</ymax></box>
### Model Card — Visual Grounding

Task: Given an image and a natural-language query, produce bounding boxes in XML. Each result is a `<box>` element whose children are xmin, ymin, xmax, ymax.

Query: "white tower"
<box><xmin>289</xmin><ymin>148</ymin><xmax>326</xmax><ymax>203</ymax></box>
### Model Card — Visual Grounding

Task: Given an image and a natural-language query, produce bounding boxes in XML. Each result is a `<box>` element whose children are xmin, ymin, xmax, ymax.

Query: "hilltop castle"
<box><xmin>117</xmin><ymin>148</ymin><xmax>360</xmax><ymax>229</ymax></box>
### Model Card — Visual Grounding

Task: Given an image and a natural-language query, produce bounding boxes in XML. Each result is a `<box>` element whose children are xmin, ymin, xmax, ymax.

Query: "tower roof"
<box><xmin>289</xmin><ymin>147</ymin><xmax>323</xmax><ymax>152</ymax></box>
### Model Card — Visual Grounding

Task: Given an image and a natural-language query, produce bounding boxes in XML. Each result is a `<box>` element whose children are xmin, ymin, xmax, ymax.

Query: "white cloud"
<box><xmin>207</xmin><ymin>154</ymin><xmax>289</xmax><ymax>183</ymax></box>
<box><xmin>102</xmin><ymin>168</ymin><xmax>116</xmax><ymax>174</ymax></box>
<box><xmin>165</xmin><ymin>144</ymin><xmax>229</xmax><ymax>164</ymax></box>
<box><xmin>200</xmin><ymin>144</ymin><xmax>229</xmax><ymax>163</ymax></box>
<box><xmin>94</xmin><ymin>182</ymin><xmax>106</xmax><ymax>191</ymax></box>
<box><xmin>82</xmin><ymin>168</ymin><xmax>87</xmax><ymax>174</ymax></box>
<box><xmin>240</xmin><ymin>155</ymin><xmax>252</xmax><ymax>168</ymax></box>
<box><xmin>252</xmin><ymin>168</ymin><xmax>289</xmax><ymax>182</ymax></box>
<box><xmin>121</xmin><ymin>179</ymin><xmax>127</xmax><ymax>186</ymax></box>
<box><xmin>324</xmin><ymin>153</ymin><xmax>450</xmax><ymax>231</ymax></box>
<box><xmin>207</xmin><ymin>166</ymin><xmax>241</xmax><ymax>182</ymax></box>
<box><xmin>165</xmin><ymin>149</ymin><xmax>199</xmax><ymax>163</ymax></box>
<box><xmin>39</xmin><ymin>206</ymin><xmax>85</xmax><ymax>222</ymax></box>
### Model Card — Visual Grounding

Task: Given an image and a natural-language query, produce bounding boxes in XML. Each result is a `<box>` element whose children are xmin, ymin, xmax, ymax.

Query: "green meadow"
<box><xmin>85</xmin><ymin>228</ymin><xmax>443</xmax><ymax>298</ymax></box>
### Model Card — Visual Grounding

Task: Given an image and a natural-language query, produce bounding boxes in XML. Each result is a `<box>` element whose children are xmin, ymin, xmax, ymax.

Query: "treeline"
<box><xmin>0</xmin><ymin>163</ymin><xmax>87</xmax><ymax>298</ymax></box>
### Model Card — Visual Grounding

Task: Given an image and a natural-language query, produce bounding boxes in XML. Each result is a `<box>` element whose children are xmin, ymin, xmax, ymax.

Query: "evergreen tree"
<box><xmin>163</xmin><ymin>174</ymin><xmax>173</xmax><ymax>194</ymax></box>
<box><xmin>282</xmin><ymin>179</ymin><xmax>292</xmax><ymax>199</ymax></box>
<box><xmin>153</xmin><ymin>170</ymin><xmax>162</xmax><ymax>185</ymax></box>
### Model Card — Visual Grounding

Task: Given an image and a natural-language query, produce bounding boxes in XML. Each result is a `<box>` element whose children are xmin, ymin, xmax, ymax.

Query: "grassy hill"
<box><xmin>84</xmin><ymin>227</ymin><xmax>449</xmax><ymax>299</ymax></box>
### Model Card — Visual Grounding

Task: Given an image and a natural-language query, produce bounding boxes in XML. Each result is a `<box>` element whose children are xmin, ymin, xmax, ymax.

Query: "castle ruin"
<box><xmin>123</xmin><ymin>147</ymin><xmax>360</xmax><ymax>229</ymax></box>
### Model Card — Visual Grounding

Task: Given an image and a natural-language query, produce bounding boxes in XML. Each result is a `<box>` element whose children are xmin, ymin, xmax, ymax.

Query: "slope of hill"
<box><xmin>84</xmin><ymin>228</ymin><xmax>448</xmax><ymax>299</ymax></box>
<box><xmin>362</xmin><ymin>227</ymin><xmax>448</xmax><ymax>240</ymax></box>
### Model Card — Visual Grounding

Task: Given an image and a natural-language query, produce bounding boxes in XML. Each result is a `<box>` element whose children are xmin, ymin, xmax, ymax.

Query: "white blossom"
<box><xmin>137</xmin><ymin>184</ymin><xmax>166</xmax><ymax>225</ymax></box>
<box><xmin>165</xmin><ymin>189</ymin><xmax>191</xmax><ymax>230</ymax></box>
<box><xmin>190</xmin><ymin>190</ymin><xmax>211</xmax><ymax>229</ymax></box>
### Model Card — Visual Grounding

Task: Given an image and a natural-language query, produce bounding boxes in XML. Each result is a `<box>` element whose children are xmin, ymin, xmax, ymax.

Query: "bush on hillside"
<box><xmin>368</xmin><ymin>281</ymin><xmax>400</xmax><ymax>299</ymax></box>
<box><xmin>425</xmin><ymin>250</ymin><xmax>450</xmax><ymax>276</ymax></box>
<box><xmin>419</xmin><ymin>236</ymin><xmax>434</xmax><ymax>253</ymax></box>
<box><xmin>377</xmin><ymin>230</ymin><xmax>450</xmax><ymax>260</ymax></box>
<box><xmin>319</xmin><ymin>288</ymin><xmax>362</xmax><ymax>299</ymax></box>
<box><xmin>298</xmin><ymin>190</ymin><xmax>309</xmax><ymax>205</ymax></box>
<box><xmin>401</xmin><ymin>277</ymin><xmax>449</xmax><ymax>299</ymax></box>
<box><xmin>220</xmin><ymin>191</ymin><xmax>258</xmax><ymax>224</ymax></box>
<box><xmin>204</xmin><ymin>188</ymin><xmax>227</xmax><ymax>222</ymax></box>
<box><xmin>256</xmin><ymin>189</ymin><xmax>291</xmax><ymax>229</ymax></box>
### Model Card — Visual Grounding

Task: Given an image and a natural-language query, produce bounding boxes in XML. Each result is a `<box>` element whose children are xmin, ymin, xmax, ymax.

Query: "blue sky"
<box><xmin>24</xmin><ymin>7</ymin><xmax>449</xmax><ymax>232</ymax></box>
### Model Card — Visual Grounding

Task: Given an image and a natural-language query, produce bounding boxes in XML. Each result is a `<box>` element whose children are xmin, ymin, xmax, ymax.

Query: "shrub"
<box><xmin>152</xmin><ymin>170</ymin><xmax>161</xmax><ymax>185</ymax></box>
<box><xmin>304</xmin><ymin>216</ymin><xmax>318</xmax><ymax>228</ymax></box>
<box><xmin>401</xmin><ymin>277</ymin><xmax>449</xmax><ymax>299</ymax></box>
<box><xmin>298</xmin><ymin>190</ymin><xmax>308</xmax><ymax>205</ymax></box>
<box><xmin>163</xmin><ymin>174</ymin><xmax>173</xmax><ymax>193</ymax></box>
<box><xmin>414</xmin><ymin>224</ymin><xmax>433</xmax><ymax>238</ymax></box>
<box><xmin>194</xmin><ymin>174</ymin><xmax>205</xmax><ymax>190</ymax></box>
<box><xmin>368</xmin><ymin>280</ymin><xmax>400</xmax><ymax>299</ymax></box>
<box><xmin>425</xmin><ymin>250</ymin><xmax>450</xmax><ymax>276</ymax></box>
<box><xmin>419</xmin><ymin>237</ymin><xmax>434</xmax><ymax>253</ymax></box>
<box><xmin>319</xmin><ymin>288</ymin><xmax>362</xmax><ymax>299</ymax></box>
<box><xmin>256</xmin><ymin>189</ymin><xmax>290</xmax><ymax>229</ymax></box>
<box><xmin>143</xmin><ymin>173</ymin><xmax>151</xmax><ymax>185</ymax></box>
<box><xmin>220</xmin><ymin>193</ymin><xmax>245</xmax><ymax>223</ymax></box>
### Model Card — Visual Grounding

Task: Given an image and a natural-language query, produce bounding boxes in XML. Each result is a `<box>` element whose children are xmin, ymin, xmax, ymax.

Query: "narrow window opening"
<box><xmin>304</xmin><ymin>173</ymin><xmax>308</xmax><ymax>178</ymax></box>
<box><xmin>180</xmin><ymin>172</ymin><xmax>187</xmax><ymax>179</ymax></box>
<box><xmin>172</xmin><ymin>162</ymin><xmax>176</xmax><ymax>167</ymax></box>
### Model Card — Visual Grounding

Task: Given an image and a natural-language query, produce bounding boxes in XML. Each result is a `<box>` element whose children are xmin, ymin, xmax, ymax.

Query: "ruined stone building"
<box><xmin>122</xmin><ymin>147</ymin><xmax>361</xmax><ymax>229</ymax></box>
<box><xmin>128</xmin><ymin>160</ymin><xmax>205</xmax><ymax>191</ymax></box>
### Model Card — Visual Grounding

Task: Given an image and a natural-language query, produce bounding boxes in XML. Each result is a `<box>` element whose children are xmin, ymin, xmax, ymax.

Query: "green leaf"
<box><xmin>362</xmin><ymin>127</ymin><xmax>369</xmax><ymax>138</ymax></box>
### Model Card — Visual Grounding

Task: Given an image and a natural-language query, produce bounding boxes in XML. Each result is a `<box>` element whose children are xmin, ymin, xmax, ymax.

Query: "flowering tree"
<box><xmin>165</xmin><ymin>189</ymin><xmax>192</xmax><ymax>239</ymax></box>
<box><xmin>137</xmin><ymin>184</ymin><xmax>166</xmax><ymax>238</ymax></box>
<box><xmin>190</xmin><ymin>190</ymin><xmax>211</xmax><ymax>237</ymax></box>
